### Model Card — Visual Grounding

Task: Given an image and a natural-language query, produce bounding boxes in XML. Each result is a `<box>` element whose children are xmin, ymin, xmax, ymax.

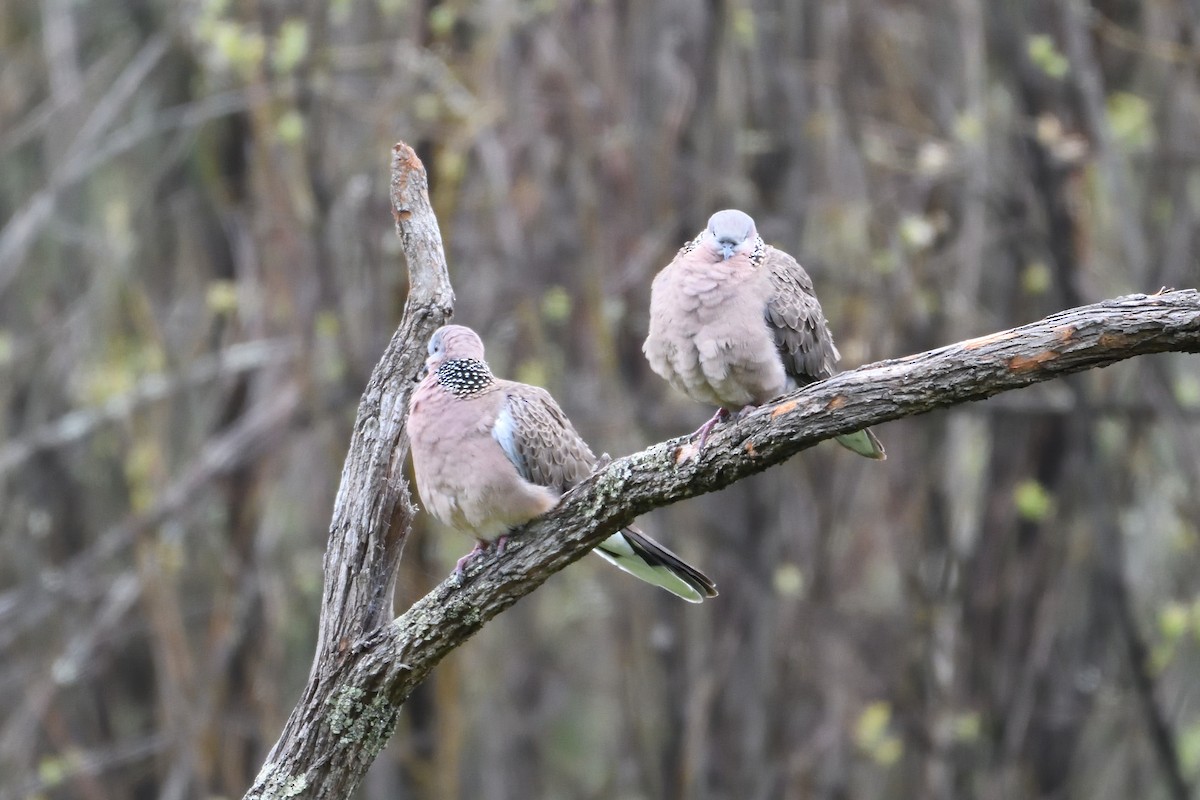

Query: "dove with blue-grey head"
<box><xmin>407</xmin><ymin>324</ymin><xmax>718</xmax><ymax>602</ymax></box>
<box><xmin>643</xmin><ymin>209</ymin><xmax>885</xmax><ymax>458</ymax></box>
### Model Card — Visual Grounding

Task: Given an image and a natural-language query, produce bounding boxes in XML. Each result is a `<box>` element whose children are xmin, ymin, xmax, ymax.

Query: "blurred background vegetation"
<box><xmin>2</xmin><ymin>0</ymin><xmax>1199</xmax><ymax>797</ymax></box>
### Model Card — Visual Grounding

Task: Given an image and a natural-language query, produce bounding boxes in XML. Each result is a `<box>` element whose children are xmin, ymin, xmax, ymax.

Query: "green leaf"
<box><xmin>954</xmin><ymin>112</ymin><xmax>983</xmax><ymax>145</ymax></box>
<box><xmin>855</xmin><ymin>701</ymin><xmax>891</xmax><ymax>747</ymax></box>
<box><xmin>428</xmin><ymin>5</ymin><xmax>457</xmax><ymax>37</ymax></box>
<box><xmin>37</xmin><ymin>754</ymin><xmax>74</xmax><ymax>788</ymax></box>
<box><xmin>211</xmin><ymin>20</ymin><xmax>266</xmax><ymax>74</ymax></box>
<box><xmin>1027</xmin><ymin>34</ymin><xmax>1069</xmax><ymax>79</ymax></box>
<box><xmin>276</xmin><ymin>110</ymin><xmax>305</xmax><ymax>143</ymax></box>
<box><xmin>899</xmin><ymin>214</ymin><xmax>936</xmax><ymax>251</ymax></box>
<box><xmin>731</xmin><ymin>7</ymin><xmax>756</xmax><ymax>48</ymax></box>
<box><xmin>772</xmin><ymin>563</ymin><xmax>805</xmax><ymax>597</ymax></box>
<box><xmin>540</xmin><ymin>286</ymin><xmax>572</xmax><ymax>324</ymax></box>
<box><xmin>1021</xmin><ymin>261</ymin><xmax>1052</xmax><ymax>295</ymax></box>
<box><xmin>438</xmin><ymin>148</ymin><xmax>467</xmax><ymax>184</ymax></box>
<box><xmin>515</xmin><ymin>359</ymin><xmax>549</xmax><ymax>389</ymax></box>
<box><xmin>952</xmin><ymin>712</ymin><xmax>981</xmax><ymax>742</ymax></box>
<box><xmin>1180</xmin><ymin>721</ymin><xmax>1200</xmax><ymax>773</ymax></box>
<box><xmin>273</xmin><ymin>19</ymin><xmax>309</xmax><ymax>74</ymax></box>
<box><xmin>854</xmin><ymin>701</ymin><xmax>903</xmax><ymax>766</ymax></box>
<box><xmin>206</xmin><ymin>279</ymin><xmax>239</xmax><ymax>315</ymax></box>
<box><xmin>1177</xmin><ymin>373</ymin><xmax>1200</xmax><ymax>410</ymax></box>
<box><xmin>1107</xmin><ymin>92</ymin><xmax>1154</xmax><ymax>151</ymax></box>
<box><xmin>1013</xmin><ymin>479</ymin><xmax>1053</xmax><ymax>522</ymax></box>
<box><xmin>376</xmin><ymin>0</ymin><xmax>407</xmax><ymax>16</ymax></box>
<box><xmin>1160</xmin><ymin>600</ymin><xmax>1189</xmax><ymax>642</ymax></box>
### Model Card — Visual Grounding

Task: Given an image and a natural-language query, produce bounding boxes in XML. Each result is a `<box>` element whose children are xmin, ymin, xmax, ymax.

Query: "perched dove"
<box><xmin>643</xmin><ymin>209</ymin><xmax>885</xmax><ymax>458</ymax></box>
<box><xmin>407</xmin><ymin>324</ymin><xmax>718</xmax><ymax>603</ymax></box>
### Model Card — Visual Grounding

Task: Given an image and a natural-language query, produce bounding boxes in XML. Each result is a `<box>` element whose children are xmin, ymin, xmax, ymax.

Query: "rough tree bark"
<box><xmin>243</xmin><ymin>144</ymin><xmax>1200</xmax><ymax>798</ymax></box>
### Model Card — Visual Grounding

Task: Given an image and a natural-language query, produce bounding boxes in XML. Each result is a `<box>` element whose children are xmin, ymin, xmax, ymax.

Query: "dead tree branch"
<box><xmin>245</xmin><ymin>142</ymin><xmax>453</xmax><ymax>798</ymax></box>
<box><xmin>244</xmin><ymin>143</ymin><xmax>1200</xmax><ymax>798</ymax></box>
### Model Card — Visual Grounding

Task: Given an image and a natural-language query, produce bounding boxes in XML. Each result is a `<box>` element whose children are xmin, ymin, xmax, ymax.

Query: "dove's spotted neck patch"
<box><xmin>745</xmin><ymin>236</ymin><xmax>766</xmax><ymax>266</ymax></box>
<box><xmin>435</xmin><ymin>358</ymin><xmax>494</xmax><ymax>397</ymax></box>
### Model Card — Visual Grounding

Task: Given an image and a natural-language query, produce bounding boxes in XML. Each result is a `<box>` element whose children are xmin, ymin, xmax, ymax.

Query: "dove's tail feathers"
<box><xmin>835</xmin><ymin>427</ymin><xmax>887</xmax><ymax>460</ymax></box>
<box><xmin>593</xmin><ymin>526</ymin><xmax>718</xmax><ymax>603</ymax></box>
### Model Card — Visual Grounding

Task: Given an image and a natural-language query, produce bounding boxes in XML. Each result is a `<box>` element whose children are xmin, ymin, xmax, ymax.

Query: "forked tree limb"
<box><xmin>245</xmin><ymin>143</ymin><xmax>453</xmax><ymax>799</ymax></box>
<box><xmin>244</xmin><ymin>144</ymin><xmax>1200</xmax><ymax>799</ymax></box>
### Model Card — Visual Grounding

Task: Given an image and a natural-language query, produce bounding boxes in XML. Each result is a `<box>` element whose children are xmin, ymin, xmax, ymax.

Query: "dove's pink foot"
<box><xmin>735</xmin><ymin>404</ymin><xmax>757</xmax><ymax>419</ymax></box>
<box><xmin>693</xmin><ymin>408</ymin><xmax>731</xmax><ymax>450</ymax></box>
<box><xmin>454</xmin><ymin>540</ymin><xmax>489</xmax><ymax>577</ymax></box>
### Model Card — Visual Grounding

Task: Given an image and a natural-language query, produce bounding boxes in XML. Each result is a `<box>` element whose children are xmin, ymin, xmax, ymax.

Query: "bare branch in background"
<box><xmin>0</xmin><ymin>338</ymin><xmax>297</xmax><ymax>475</ymax></box>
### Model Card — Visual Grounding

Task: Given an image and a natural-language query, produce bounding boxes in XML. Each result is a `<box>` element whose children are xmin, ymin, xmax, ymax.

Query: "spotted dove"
<box><xmin>643</xmin><ymin>209</ymin><xmax>885</xmax><ymax>458</ymax></box>
<box><xmin>407</xmin><ymin>324</ymin><xmax>718</xmax><ymax>602</ymax></box>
